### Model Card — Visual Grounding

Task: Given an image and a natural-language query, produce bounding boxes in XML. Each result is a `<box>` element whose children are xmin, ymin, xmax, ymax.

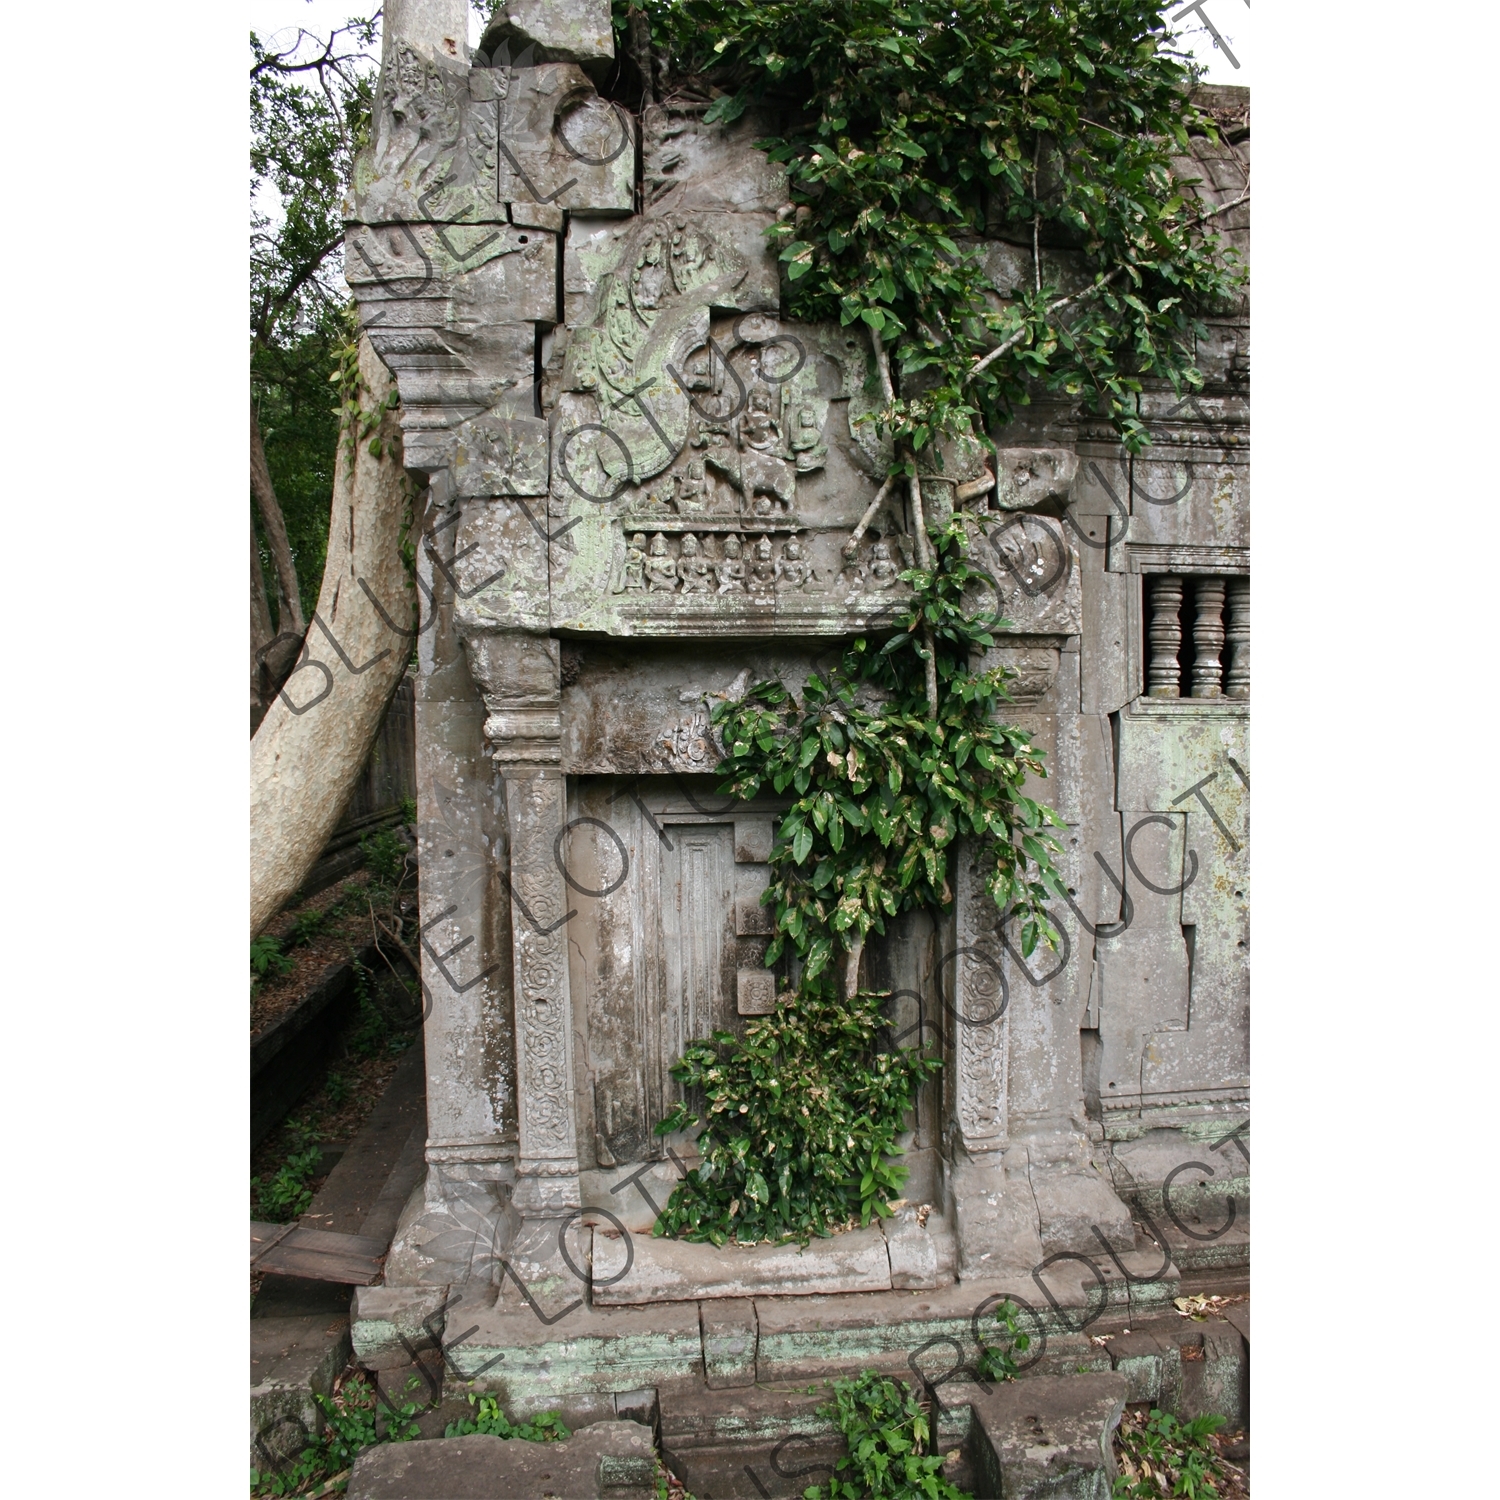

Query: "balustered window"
<box><xmin>1145</xmin><ymin>573</ymin><xmax>1248</xmax><ymax>700</ymax></box>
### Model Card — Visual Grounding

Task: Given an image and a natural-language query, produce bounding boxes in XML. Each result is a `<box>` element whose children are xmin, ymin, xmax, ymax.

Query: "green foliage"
<box><xmin>631</xmin><ymin>0</ymin><xmax>1241</xmax><ymax>455</ymax></box>
<box><xmin>443</xmin><ymin>1394</ymin><xmax>571</xmax><ymax>1442</ymax></box>
<box><xmin>1112</xmin><ymin>1408</ymin><xmax>1227</xmax><ymax>1498</ymax></box>
<box><xmin>252</xmin><ymin>1145</ymin><xmax>322</xmax><ymax>1223</ymax></box>
<box><xmin>251</xmin><ymin>19</ymin><xmax>378</xmax><ymax>625</ymax></box>
<box><xmin>804</xmin><ymin>1372</ymin><xmax>963</xmax><ymax>1500</ymax></box>
<box><xmin>361</xmin><ymin>827</ymin><xmax>411</xmax><ymax>889</ymax></box>
<box><xmin>250</xmin><ymin>1372</ymin><xmax>418</xmax><ymax>1496</ymax></box>
<box><xmin>348</xmin><ymin>960</ymin><xmax>414</xmax><ymax>1059</ymax></box>
<box><xmin>251</xmin><ymin>935</ymin><xmax>296</xmax><ymax>987</ymax></box>
<box><xmin>974</xmin><ymin>1298</ymin><xmax>1031</xmax><ymax>1381</ymax></box>
<box><xmin>715</xmin><ymin>519</ymin><xmax>1065</xmax><ymax>980</ymax></box>
<box><xmin>654</xmin><ymin>980</ymin><xmax>939</xmax><ymax>1245</ymax></box>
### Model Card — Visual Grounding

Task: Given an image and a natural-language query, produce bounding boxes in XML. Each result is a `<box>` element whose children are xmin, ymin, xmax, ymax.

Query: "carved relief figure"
<box><xmin>790</xmin><ymin>405</ymin><xmax>828</xmax><ymax>472</ymax></box>
<box><xmin>678</xmin><ymin>533</ymin><xmax>712</xmax><ymax>593</ymax></box>
<box><xmin>646</xmin><ymin>532</ymin><xmax>678</xmax><ymax>591</ymax></box>
<box><xmin>836</xmin><ymin>538</ymin><xmax>867</xmax><ymax>596</ymax></box>
<box><xmin>675</xmin><ymin>458</ymin><xmax>711</xmax><ymax>513</ymax></box>
<box><xmin>716</xmin><ymin>533</ymin><xmax>746</xmax><ymax>594</ymax></box>
<box><xmin>870</xmin><ymin>540</ymin><xmax>898</xmax><ymax>588</ymax></box>
<box><xmin>749</xmin><ymin>536</ymin><xmax>778</xmax><ymax>596</ymax></box>
<box><xmin>623</xmin><ymin>533</ymin><xmax>646</xmax><ymax>591</ymax></box>
<box><xmin>777</xmin><ymin>537</ymin><xmax>809</xmax><ymax>591</ymax></box>
<box><xmin>740</xmin><ymin>386</ymin><xmax>795</xmax><ymax>514</ymax></box>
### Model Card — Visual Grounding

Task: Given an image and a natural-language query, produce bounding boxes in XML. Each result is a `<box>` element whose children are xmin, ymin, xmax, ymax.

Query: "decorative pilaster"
<box><xmin>1224</xmin><ymin>578</ymin><xmax>1250</xmax><ymax>699</ymax></box>
<box><xmin>1146</xmin><ymin>575</ymin><xmax>1183</xmax><ymax>698</ymax></box>
<box><xmin>948</xmin><ymin>848</ymin><xmax>1009</xmax><ymax>1152</ymax></box>
<box><xmin>463</xmin><ymin>631</ymin><xmax>582</xmax><ymax>1213</ymax></box>
<box><xmin>1190</xmin><ymin>578</ymin><xmax>1226</xmax><ymax>698</ymax></box>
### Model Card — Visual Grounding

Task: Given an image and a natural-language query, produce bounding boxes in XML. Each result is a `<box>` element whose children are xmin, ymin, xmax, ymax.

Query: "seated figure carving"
<box><xmin>646</xmin><ymin>532</ymin><xmax>678</xmax><ymax>591</ymax></box>
<box><xmin>715</xmin><ymin>533</ymin><xmax>746</xmax><ymax>594</ymax></box>
<box><xmin>678</xmin><ymin>533</ymin><xmax>712</xmax><ymax>592</ymax></box>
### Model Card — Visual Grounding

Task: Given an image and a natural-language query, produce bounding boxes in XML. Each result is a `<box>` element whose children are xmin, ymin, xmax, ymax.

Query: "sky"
<box><xmin>250</xmin><ymin>1</ymin><xmax>1251</xmax><ymax>86</ymax></box>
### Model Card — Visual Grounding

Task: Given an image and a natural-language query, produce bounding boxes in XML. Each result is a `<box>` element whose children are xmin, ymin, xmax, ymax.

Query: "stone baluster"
<box><xmin>1146</xmin><ymin>575</ymin><xmax>1183</xmax><ymax>698</ymax></box>
<box><xmin>1224</xmin><ymin>578</ymin><xmax>1250</xmax><ymax>698</ymax></box>
<box><xmin>1191</xmin><ymin>578</ymin><xmax>1226</xmax><ymax>698</ymax></box>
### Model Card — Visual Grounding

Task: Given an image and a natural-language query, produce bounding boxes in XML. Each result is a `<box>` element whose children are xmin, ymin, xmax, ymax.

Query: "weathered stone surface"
<box><xmin>885</xmin><ymin>1206</ymin><xmax>957</xmax><ymax>1291</ymax></box>
<box><xmin>347</xmin><ymin>1</ymin><xmax>1248</xmax><ymax>1358</ymax></box>
<box><xmin>1178</xmin><ymin>1327</ymin><xmax>1248</xmax><ymax>1429</ymax></box>
<box><xmin>250</xmin><ymin>1315</ymin><xmax>352</xmax><ymax>1472</ymax></box>
<box><xmin>958</xmin><ymin>1373</ymin><xmax>1128</xmax><ymax>1500</ymax></box>
<box><xmin>991</xmin><ymin>447</ymin><xmax>1080</xmax><ymax>511</ymax></box>
<box><xmin>352</xmin><ymin>1286</ymin><xmax>452</xmax><ymax>1371</ymax></box>
<box><xmin>347</xmin><ymin>1421</ymin><xmax>656</xmax><ymax>1499</ymax></box>
<box><xmin>591</xmin><ymin>1223</ymin><xmax>893</xmax><ymax>1305</ymax></box>
<box><xmin>495</xmin><ymin>64</ymin><xmax>634</xmax><ymax>215</ymax></box>
<box><xmin>701</xmin><ymin>1298</ymin><xmax>758</xmax><ymax>1388</ymax></box>
<box><xmin>441</xmin><ymin>1296</ymin><xmax>704</xmax><ymax>1412</ymax></box>
<box><xmin>483</xmin><ymin>0</ymin><xmax>615</xmax><ymax>65</ymax></box>
<box><xmin>644</xmin><ymin>104</ymin><xmax>789</xmax><ymax>214</ymax></box>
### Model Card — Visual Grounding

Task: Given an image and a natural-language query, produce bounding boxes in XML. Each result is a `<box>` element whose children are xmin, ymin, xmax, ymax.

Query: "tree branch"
<box><xmin>968</xmin><ymin>267</ymin><xmax>1124</xmax><ymax>381</ymax></box>
<box><xmin>250</xmin><ymin>396</ymin><xmax>307</xmax><ymax>635</ymax></box>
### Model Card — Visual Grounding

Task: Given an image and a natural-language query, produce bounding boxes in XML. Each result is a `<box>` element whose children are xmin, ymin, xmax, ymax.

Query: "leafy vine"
<box><xmin>629</xmin><ymin>0</ymin><xmax>1242</xmax><ymax>1244</ymax></box>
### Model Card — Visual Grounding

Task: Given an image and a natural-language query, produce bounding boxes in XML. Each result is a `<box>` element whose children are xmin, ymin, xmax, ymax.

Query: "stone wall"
<box><xmin>347</xmin><ymin>2</ymin><xmax>1249</xmax><ymax>1291</ymax></box>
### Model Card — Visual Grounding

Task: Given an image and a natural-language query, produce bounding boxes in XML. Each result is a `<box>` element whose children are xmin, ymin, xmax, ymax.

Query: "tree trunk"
<box><xmin>251</xmin><ymin>517</ymin><xmax>275</xmax><ymax>727</ymax></box>
<box><xmin>250</xmin><ymin>338</ymin><xmax>411</xmax><ymax>936</ymax></box>
<box><xmin>251</xmin><ymin>394</ymin><xmax>306</xmax><ymax>635</ymax></box>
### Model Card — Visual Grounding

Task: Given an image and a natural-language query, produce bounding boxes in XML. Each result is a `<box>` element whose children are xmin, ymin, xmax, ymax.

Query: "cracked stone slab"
<box><xmin>590</xmin><ymin>1223</ymin><xmax>893</xmax><ymax>1305</ymax></box>
<box><xmin>347</xmin><ymin>1421</ymin><xmax>656</xmax><ymax>1498</ymax></box>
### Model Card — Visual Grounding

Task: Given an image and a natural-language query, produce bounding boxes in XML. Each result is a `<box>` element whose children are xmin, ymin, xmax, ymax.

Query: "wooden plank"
<box><xmin>250</xmin><ymin>1221</ymin><xmax>296</xmax><ymax>1263</ymax></box>
<box><xmin>251</xmin><ymin>1224</ymin><xmax>387</xmax><ymax>1286</ymax></box>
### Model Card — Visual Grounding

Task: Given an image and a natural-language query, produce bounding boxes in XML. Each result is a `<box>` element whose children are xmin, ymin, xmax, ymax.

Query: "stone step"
<box><xmin>352</xmin><ymin>1248</ymin><xmax>1186</xmax><ymax>1417</ymax></box>
<box><xmin>346</xmin><ymin>1420</ymin><xmax>658</xmax><ymax>1499</ymax></box>
<box><xmin>954</xmin><ymin>1371</ymin><xmax>1130</xmax><ymax>1500</ymax></box>
<box><xmin>250</xmin><ymin>1313</ymin><xmax>352</xmax><ymax>1475</ymax></box>
<box><xmin>660</xmin><ymin>1382</ymin><xmax>972</xmax><ymax>1500</ymax></box>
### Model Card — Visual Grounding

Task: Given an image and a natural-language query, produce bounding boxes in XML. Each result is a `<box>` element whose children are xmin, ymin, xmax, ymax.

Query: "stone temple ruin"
<box><xmin>329</xmin><ymin>0</ymin><xmax>1249</xmax><ymax>1481</ymax></box>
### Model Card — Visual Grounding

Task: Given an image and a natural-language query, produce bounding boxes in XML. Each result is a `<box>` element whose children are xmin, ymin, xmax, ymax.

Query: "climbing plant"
<box><xmin>637</xmin><ymin>0</ymin><xmax>1243</xmax><ymax>1244</ymax></box>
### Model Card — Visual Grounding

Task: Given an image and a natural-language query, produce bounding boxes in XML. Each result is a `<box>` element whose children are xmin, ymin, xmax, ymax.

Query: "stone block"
<box><xmin>701</xmin><ymin>1299</ymin><xmax>758</xmax><ymax>1388</ymax></box>
<box><xmin>1178</xmin><ymin>1327</ymin><xmax>1247</xmax><ymax>1429</ymax></box>
<box><xmin>453</xmin><ymin>415</ymin><xmax>550</xmax><ymax>498</ymax></box>
<box><xmin>352</xmin><ymin>1286</ymin><xmax>452</xmax><ymax>1372</ymax></box>
<box><xmin>885</xmin><ymin>1208</ymin><xmax>957</xmax><ymax>1291</ymax></box>
<box><xmin>496</xmin><ymin>65</ymin><xmax>634</xmax><ymax>216</ymax></box>
<box><xmin>960</xmin><ymin>1372</ymin><xmax>1128</xmax><ymax>1500</ymax></box>
<box><xmin>347</xmin><ymin>1421</ymin><xmax>656</xmax><ymax>1499</ymax></box>
<box><xmin>590</xmin><ymin>1223</ymin><xmax>893</xmax><ymax>1305</ymax></box>
<box><xmin>484</xmin><ymin>0</ymin><xmax>614</xmax><ymax>64</ymax></box>
<box><xmin>442</xmin><ymin>1296</ymin><xmax>703</xmax><ymax>1412</ymax></box>
<box><xmin>971</xmin><ymin>513</ymin><xmax>1082</xmax><ymax>635</ymax></box>
<box><xmin>736</xmin><ymin>968</ymin><xmax>777</xmax><ymax>1014</ymax></box>
<box><xmin>660</xmin><ymin>1384</ymin><xmax>843</xmax><ymax>1500</ymax></box>
<box><xmin>754</xmin><ymin>1283</ymin><xmax>979</xmax><ymax>1385</ymax></box>
<box><xmin>734</xmin><ymin>818</ymin><xmax>774</xmax><ymax>864</ymax></box>
<box><xmin>992</xmin><ymin>447</ymin><xmax>1079</xmax><ymax>511</ymax></box>
<box><xmin>614</xmin><ymin>1388</ymin><xmax>660</xmax><ymax>1430</ymax></box>
<box><xmin>1105</xmin><ymin>1329</ymin><xmax>1168</xmax><ymax>1405</ymax></box>
<box><xmin>643</xmin><ymin>104</ymin><xmax>789</xmax><ymax>215</ymax></box>
<box><xmin>449</xmin><ymin>497</ymin><xmax>551</xmax><ymax>636</ymax></box>
<box><xmin>250</xmin><ymin>1314</ymin><xmax>352</xmax><ymax>1474</ymax></box>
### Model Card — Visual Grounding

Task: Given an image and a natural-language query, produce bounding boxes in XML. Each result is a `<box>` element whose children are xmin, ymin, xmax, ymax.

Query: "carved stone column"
<box><xmin>1224</xmin><ymin>578</ymin><xmax>1250</xmax><ymax>698</ymax></box>
<box><xmin>464</xmin><ymin>631</ymin><xmax>583</xmax><ymax>1213</ymax></box>
<box><xmin>1146</xmin><ymin>575</ymin><xmax>1183</xmax><ymax>697</ymax></box>
<box><xmin>1190</xmin><ymin>578</ymin><xmax>1226</xmax><ymax>698</ymax></box>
